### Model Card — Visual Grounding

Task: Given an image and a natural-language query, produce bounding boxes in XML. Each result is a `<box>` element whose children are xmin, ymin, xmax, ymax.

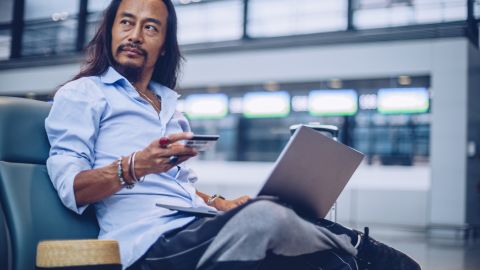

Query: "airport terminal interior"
<box><xmin>1</xmin><ymin>0</ymin><xmax>480</xmax><ymax>269</ymax></box>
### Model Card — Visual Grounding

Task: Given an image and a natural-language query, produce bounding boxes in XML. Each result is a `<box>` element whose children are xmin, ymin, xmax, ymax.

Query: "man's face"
<box><xmin>111</xmin><ymin>0</ymin><xmax>168</xmax><ymax>75</ymax></box>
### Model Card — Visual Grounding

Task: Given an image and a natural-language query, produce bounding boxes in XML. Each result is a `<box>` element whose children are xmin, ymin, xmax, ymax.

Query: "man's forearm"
<box><xmin>74</xmin><ymin>157</ymin><xmax>130</xmax><ymax>206</ymax></box>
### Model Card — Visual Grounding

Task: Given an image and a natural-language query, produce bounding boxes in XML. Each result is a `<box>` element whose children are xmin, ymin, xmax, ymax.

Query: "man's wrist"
<box><xmin>121</xmin><ymin>156</ymin><xmax>134</xmax><ymax>183</ymax></box>
<box><xmin>207</xmin><ymin>194</ymin><xmax>225</xmax><ymax>206</ymax></box>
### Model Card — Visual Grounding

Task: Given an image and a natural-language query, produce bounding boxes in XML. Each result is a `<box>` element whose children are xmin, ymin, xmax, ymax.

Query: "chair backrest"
<box><xmin>0</xmin><ymin>97</ymin><xmax>99</xmax><ymax>270</ymax></box>
<box><xmin>0</xmin><ymin>204</ymin><xmax>11</xmax><ymax>270</ymax></box>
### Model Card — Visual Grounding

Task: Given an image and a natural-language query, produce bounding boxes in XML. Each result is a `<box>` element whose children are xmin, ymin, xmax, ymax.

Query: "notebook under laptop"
<box><xmin>156</xmin><ymin>126</ymin><xmax>364</xmax><ymax>218</ymax></box>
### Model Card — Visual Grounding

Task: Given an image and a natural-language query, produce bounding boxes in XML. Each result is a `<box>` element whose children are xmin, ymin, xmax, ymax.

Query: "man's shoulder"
<box><xmin>56</xmin><ymin>76</ymin><xmax>106</xmax><ymax>101</ymax></box>
<box><xmin>62</xmin><ymin>75</ymin><xmax>104</xmax><ymax>90</ymax></box>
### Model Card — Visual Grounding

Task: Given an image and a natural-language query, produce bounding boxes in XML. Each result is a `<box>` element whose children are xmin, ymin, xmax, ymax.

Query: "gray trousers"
<box><xmin>129</xmin><ymin>197</ymin><xmax>358</xmax><ymax>270</ymax></box>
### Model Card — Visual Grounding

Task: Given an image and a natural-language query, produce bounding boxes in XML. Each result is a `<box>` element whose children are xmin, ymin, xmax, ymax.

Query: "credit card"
<box><xmin>184</xmin><ymin>135</ymin><xmax>219</xmax><ymax>151</ymax></box>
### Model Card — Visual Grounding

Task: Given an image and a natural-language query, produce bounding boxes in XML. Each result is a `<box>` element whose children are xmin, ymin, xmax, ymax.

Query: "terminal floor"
<box><xmin>355</xmin><ymin>226</ymin><xmax>480</xmax><ymax>270</ymax></box>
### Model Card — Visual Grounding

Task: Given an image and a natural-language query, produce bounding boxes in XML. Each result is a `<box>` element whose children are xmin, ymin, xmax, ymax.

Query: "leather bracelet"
<box><xmin>207</xmin><ymin>194</ymin><xmax>225</xmax><ymax>206</ymax></box>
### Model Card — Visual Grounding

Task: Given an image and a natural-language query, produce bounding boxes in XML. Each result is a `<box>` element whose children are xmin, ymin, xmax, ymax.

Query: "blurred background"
<box><xmin>0</xmin><ymin>0</ymin><xmax>480</xmax><ymax>269</ymax></box>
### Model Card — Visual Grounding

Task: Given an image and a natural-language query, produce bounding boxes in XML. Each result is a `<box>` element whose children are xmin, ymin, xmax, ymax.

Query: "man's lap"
<box><xmin>128</xmin><ymin>197</ymin><xmax>357</xmax><ymax>270</ymax></box>
<box><xmin>128</xmin><ymin>197</ymin><xmax>271</xmax><ymax>269</ymax></box>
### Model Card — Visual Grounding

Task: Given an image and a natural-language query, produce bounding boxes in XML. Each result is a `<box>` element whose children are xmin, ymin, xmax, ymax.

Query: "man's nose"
<box><xmin>128</xmin><ymin>25</ymin><xmax>143</xmax><ymax>44</ymax></box>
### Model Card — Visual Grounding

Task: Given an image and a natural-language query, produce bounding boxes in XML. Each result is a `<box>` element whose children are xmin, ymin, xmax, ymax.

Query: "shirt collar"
<box><xmin>149</xmin><ymin>81</ymin><xmax>181</xmax><ymax>100</ymax></box>
<box><xmin>100</xmin><ymin>66</ymin><xmax>126</xmax><ymax>85</ymax></box>
<box><xmin>100</xmin><ymin>66</ymin><xmax>181</xmax><ymax>133</ymax></box>
<box><xmin>100</xmin><ymin>66</ymin><xmax>181</xmax><ymax>100</ymax></box>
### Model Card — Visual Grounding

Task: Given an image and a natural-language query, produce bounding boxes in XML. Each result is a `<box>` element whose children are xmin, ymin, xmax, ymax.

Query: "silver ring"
<box><xmin>168</xmin><ymin>155</ymin><xmax>179</xmax><ymax>165</ymax></box>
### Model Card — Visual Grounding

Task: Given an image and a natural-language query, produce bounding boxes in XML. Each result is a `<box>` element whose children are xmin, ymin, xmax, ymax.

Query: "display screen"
<box><xmin>377</xmin><ymin>88</ymin><xmax>429</xmax><ymax>114</ymax></box>
<box><xmin>243</xmin><ymin>91</ymin><xmax>290</xmax><ymax>118</ymax></box>
<box><xmin>308</xmin><ymin>89</ymin><xmax>358</xmax><ymax>116</ymax></box>
<box><xmin>185</xmin><ymin>93</ymin><xmax>229</xmax><ymax>119</ymax></box>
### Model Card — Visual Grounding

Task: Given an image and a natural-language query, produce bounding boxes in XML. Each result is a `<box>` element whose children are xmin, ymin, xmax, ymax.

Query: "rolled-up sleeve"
<box><xmin>45</xmin><ymin>84</ymin><xmax>104</xmax><ymax>214</ymax></box>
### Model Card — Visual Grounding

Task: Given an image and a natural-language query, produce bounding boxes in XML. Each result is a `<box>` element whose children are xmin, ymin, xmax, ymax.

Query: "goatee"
<box><xmin>114</xmin><ymin>43</ymin><xmax>148</xmax><ymax>83</ymax></box>
<box><xmin>114</xmin><ymin>63</ymin><xmax>144</xmax><ymax>83</ymax></box>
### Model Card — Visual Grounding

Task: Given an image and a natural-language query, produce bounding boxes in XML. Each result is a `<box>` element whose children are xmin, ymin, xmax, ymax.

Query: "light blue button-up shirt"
<box><xmin>45</xmin><ymin>67</ymin><xmax>212</xmax><ymax>268</ymax></box>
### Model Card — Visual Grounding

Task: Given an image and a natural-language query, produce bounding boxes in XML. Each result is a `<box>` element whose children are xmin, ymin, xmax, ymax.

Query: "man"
<box><xmin>45</xmin><ymin>0</ymin><xmax>421</xmax><ymax>269</ymax></box>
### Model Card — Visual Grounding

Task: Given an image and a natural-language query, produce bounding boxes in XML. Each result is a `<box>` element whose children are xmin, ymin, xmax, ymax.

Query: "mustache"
<box><xmin>117</xmin><ymin>43</ymin><xmax>147</xmax><ymax>56</ymax></box>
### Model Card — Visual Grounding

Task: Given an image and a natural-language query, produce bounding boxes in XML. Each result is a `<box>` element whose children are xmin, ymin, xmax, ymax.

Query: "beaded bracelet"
<box><xmin>117</xmin><ymin>158</ymin><xmax>134</xmax><ymax>189</ymax></box>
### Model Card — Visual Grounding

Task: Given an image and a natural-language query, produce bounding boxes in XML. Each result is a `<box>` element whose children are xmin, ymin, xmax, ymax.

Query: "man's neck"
<box><xmin>131</xmin><ymin>68</ymin><xmax>153</xmax><ymax>93</ymax></box>
<box><xmin>113</xmin><ymin>64</ymin><xmax>154</xmax><ymax>93</ymax></box>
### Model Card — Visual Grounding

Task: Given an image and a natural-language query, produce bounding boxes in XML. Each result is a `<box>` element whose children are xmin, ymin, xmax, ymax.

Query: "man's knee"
<box><xmin>238</xmin><ymin>200</ymin><xmax>294</xmax><ymax>235</ymax></box>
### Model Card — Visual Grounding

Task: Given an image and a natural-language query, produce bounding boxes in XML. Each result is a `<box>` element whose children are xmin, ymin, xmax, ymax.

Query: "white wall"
<box><xmin>0</xmin><ymin>63</ymin><xmax>80</xmax><ymax>95</ymax></box>
<box><xmin>429</xmin><ymin>40</ymin><xmax>469</xmax><ymax>226</ymax></box>
<box><xmin>180</xmin><ymin>40</ymin><xmax>433</xmax><ymax>88</ymax></box>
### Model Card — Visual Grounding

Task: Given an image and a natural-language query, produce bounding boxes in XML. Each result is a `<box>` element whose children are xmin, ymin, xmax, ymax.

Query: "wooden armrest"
<box><xmin>36</xmin><ymin>239</ymin><xmax>121</xmax><ymax>269</ymax></box>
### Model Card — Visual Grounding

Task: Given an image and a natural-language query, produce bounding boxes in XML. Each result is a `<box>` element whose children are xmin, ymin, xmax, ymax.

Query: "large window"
<box><xmin>176</xmin><ymin>0</ymin><xmax>244</xmax><ymax>44</ymax></box>
<box><xmin>22</xmin><ymin>0</ymin><xmax>80</xmax><ymax>56</ymax></box>
<box><xmin>354</xmin><ymin>0</ymin><xmax>468</xmax><ymax>29</ymax></box>
<box><xmin>248</xmin><ymin>0</ymin><xmax>348</xmax><ymax>38</ymax></box>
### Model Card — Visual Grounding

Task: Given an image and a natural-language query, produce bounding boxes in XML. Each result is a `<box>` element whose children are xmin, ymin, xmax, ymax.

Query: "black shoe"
<box><xmin>355</xmin><ymin>227</ymin><xmax>421</xmax><ymax>270</ymax></box>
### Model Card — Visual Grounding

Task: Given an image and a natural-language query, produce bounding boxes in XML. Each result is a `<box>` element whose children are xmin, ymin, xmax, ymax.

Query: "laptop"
<box><xmin>157</xmin><ymin>126</ymin><xmax>364</xmax><ymax>218</ymax></box>
<box><xmin>258</xmin><ymin>125</ymin><xmax>364</xmax><ymax>218</ymax></box>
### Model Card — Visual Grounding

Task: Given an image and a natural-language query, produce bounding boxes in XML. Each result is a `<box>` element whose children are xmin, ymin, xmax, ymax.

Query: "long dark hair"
<box><xmin>71</xmin><ymin>0</ymin><xmax>182</xmax><ymax>89</ymax></box>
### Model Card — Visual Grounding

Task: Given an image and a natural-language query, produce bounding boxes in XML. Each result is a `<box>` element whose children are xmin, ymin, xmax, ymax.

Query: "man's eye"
<box><xmin>145</xmin><ymin>25</ymin><xmax>158</xmax><ymax>32</ymax></box>
<box><xmin>120</xmin><ymin>20</ymin><xmax>132</xmax><ymax>26</ymax></box>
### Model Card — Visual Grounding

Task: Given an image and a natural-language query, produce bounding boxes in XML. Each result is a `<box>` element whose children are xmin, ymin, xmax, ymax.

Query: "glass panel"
<box><xmin>176</xmin><ymin>0</ymin><xmax>243</xmax><ymax>44</ymax></box>
<box><xmin>354</xmin><ymin>0</ymin><xmax>467</xmax><ymax>30</ymax></box>
<box><xmin>86</xmin><ymin>11</ymin><xmax>103</xmax><ymax>44</ymax></box>
<box><xmin>0</xmin><ymin>28</ymin><xmax>11</xmax><ymax>60</ymax></box>
<box><xmin>86</xmin><ymin>0</ymin><xmax>111</xmax><ymax>43</ymax></box>
<box><xmin>88</xmin><ymin>0</ymin><xmax>111</xmax><ymax>13</ymax></box>
<box><xmin>248</xmin><ymin>0</ymin><xmax>347</xmax><ymax>38</ymax></box>
<box><xmin>0</xmin><ymin>0</ymin><xmax>13</xmax><ymax>24</ymax></box>
<box><xmin>25</xmin><ymin>0</ymin><xmax>79</xmax><ymax>20</ymax></box>
<box><xmin>22</xmin><ymin>17</ymin><xmax>77</xmax><ymax>56</ymax></box>
<box><xmin>21</xmin><ymin>0</ymin><xmax>79</xmax><ymax>56</ymax></box>
<box><xmin>475</xmin><ymin>0</ymin><xmax>480</xmax><ymax>19</ymax></box>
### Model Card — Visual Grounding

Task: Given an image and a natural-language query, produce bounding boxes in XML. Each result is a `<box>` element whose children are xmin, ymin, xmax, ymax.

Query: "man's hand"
<box><xmin>212</xmin><ymin>196</ymin><xmax>251</xmax><ymax>211</ymax></box>
<box><xmin>134</xmin><ymin>132</ymin><xmax>198</xmax><ymax>177</ymax></box>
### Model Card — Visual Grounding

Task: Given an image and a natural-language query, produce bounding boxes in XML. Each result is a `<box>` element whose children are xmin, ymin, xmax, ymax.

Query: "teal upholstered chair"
<box><xmin>1</xmin><ymin>205</ymin><xmax>10</xmax><ymax>269</ymax></box>
<box><xmin>0</xmin><ymin>97</ymin><xmax>101</xmax><ymax>270</ymax></box>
